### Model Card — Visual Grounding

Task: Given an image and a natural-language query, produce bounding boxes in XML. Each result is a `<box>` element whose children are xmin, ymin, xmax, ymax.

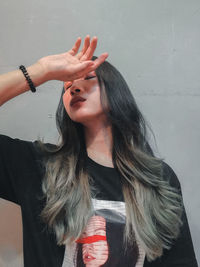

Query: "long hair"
<box><xmin>39</xmin><ymin>57</ymin><xmax>183</xmax><ymax>262</ymax></box>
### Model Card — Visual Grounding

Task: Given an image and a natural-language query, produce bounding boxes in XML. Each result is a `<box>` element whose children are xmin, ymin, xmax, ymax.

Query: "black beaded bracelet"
<box><xmin>19</xmin><ymin>65</ymin><xmax>36</xmax><ymax>93</ymax></box>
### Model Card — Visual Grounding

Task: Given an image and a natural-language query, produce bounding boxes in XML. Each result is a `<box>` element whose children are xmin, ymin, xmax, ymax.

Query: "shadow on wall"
<box><xmin>0</xmin><ymin>199</ymin><xmax>23</xmax><ymax>267</ymax></box>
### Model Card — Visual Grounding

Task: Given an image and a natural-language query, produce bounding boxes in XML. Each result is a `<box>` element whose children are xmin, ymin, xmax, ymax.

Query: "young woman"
<box><xmin>0</xmin><ymin>36</ymin><xmax>198</xmax><ymax>267</ymax></box>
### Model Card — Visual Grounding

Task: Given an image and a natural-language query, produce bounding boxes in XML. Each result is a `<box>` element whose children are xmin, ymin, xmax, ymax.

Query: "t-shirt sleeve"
<box><xmin>0</xmin><ymin>134</ymin><xmax>39</xmax><ymax>205</ymax></box>
<box><xmin>144</xmin><ymin>161</ymin><xmax>198</xmax><ymax>267</ymax></box>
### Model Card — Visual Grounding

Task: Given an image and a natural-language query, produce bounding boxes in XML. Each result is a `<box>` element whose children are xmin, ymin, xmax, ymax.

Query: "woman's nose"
<box><xmin>69</xmin><ymin>79</ymin><xmax>85</xmax><ymax>95</ymax></box>
<box><xmin>84</xmin><ymin>243</ymin><xmax>94</xmax><ymax>250</ymax></box>
<box><xmin>70</xmin><ymin>88</ymin><xmax>81</xmax><ymax>96</ymax></box>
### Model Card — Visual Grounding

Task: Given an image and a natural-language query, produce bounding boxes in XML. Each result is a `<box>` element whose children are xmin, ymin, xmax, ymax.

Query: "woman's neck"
<box><xmin>84</xmin><ymin>121</ymin><xmax>114</xmax><ymax>167</ymax></box>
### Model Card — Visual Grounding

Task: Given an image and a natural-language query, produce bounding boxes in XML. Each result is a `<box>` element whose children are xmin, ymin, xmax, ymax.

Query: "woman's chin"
<box><xmin>68</xmin><ymin>110</ymin><xmax>108</xmax><ymax>127</ymax></box>
<box><xmin>69</xmin><ymin>114</ymin><xmax>93</xmax><ymax>125</ymax></box>
<box><xmin>69</xmin><ymin>112</ymin><xmax>101</xmax><ymax>124</ymax></box>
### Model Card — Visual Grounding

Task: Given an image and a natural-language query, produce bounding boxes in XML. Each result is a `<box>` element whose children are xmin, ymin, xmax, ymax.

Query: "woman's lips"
<box><xmin>71</xmin><ymin>100</ymin><xmax>86</xmax><ymax>107</ymax></box>
<box><xmin>83</xmin><ymin>253</ymin><xmax>96</xmax><ymax>263</ymax></box>
<box><xmin>70</xmin><ymin>96</ymin><xmax>86</xmax><ymax>107</ymax></box>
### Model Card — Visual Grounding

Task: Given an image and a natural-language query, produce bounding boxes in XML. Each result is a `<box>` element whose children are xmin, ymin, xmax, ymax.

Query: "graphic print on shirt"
<box><xmin>62</xmin><ymin>199</ymin><xmax>145</xmax><ymax>267</ymax></box>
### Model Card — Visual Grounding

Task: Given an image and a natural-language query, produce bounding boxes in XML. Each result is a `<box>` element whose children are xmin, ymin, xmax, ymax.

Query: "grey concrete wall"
<box><xmin>0</xmin><ymin>0</ymin><xmax>199</xmax><ymax>266</ymax></box>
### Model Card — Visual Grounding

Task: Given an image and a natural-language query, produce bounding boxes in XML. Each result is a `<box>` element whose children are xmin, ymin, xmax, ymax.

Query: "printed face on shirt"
<box><xmin>76</xmin><ymin>215</ymin><xmax>109</xmax><ymax>267</ymax></box>
<box><xmin>63</xmin><ymin>72</ymin><xmax>108</xmax><ymax>126</ymax></box>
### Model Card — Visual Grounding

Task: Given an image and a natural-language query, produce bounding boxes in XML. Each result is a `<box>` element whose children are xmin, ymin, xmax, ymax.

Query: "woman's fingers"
<box><xmin>65</xmin><ymin>53</ymin><xmax>109</xmax><ymax>81</ymax></box>
<box><xmin>72</xmin><ymin>61</ymin><xmax>94</xmax><ymax>75</ymax></box>
<box><xmin>76</xmin><ymin>35</ymin><xmax>90</xmax><ymax>59</ymax></box>
<box><xmin>69</xmin><ymin>37</ymin><xmax>82</xmax><ymax>56</ymax></box>
<box><xmin>80</xmin><ymin>37</ymin><xmax>98</xmax><ymax>61</ymax></box>
<box><xmin>69</xmin><ymin>35</ymin><xmax>98</xmax><ymax>61</ymax></box>
<box><xmin>63</xmin><ymin>61</ymin><xmax>94</xmax><ymax>81</ymax></box>
<box><xmin>92</xmin><ymin>53</ymin><xmax>109</xmax><ymax>69</ymax></box>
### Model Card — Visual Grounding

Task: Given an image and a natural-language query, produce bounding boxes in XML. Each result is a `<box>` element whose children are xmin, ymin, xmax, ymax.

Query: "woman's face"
<box><xmin>63</xmin><ymin>71</ymin><xmax>107</xmax><ymax>125</ymax></box>
<box><xmin>77</xmin><ymin>215</ymin><xmax>109</xmax><ymax>266</ymax></box>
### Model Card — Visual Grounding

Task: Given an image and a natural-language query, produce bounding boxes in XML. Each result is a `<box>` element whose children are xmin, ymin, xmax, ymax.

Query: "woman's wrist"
<box><xmin>26</xmin><ymin>61</ymin><xmax>49</xmax><ymax>87</ymax></box>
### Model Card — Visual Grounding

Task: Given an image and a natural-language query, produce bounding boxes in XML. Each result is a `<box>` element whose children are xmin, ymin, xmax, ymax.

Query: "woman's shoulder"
<box><xmin>0</xmin><ymin>134</ymin><xmax>56</xmax><ymax>159</ymax></box>
<box><xmin>0</xmin><ymin>134</ymin><xmax>56</xmax><ymax>148</ymax></box>
<box><xmin>0</xmin><ymin>134</ymin><xmax>33</xmax><ymax>151</ymax></box>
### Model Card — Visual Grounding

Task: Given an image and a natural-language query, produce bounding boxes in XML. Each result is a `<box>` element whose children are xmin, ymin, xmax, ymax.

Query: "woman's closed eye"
<box><xmin>84</xmin><ymin>75</ymin><xmax>96</xmax><ymax>80</ymax></box>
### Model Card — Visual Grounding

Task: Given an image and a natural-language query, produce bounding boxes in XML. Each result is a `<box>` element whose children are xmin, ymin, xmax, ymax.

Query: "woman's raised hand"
<box><xmin>0</xmin><ymin>36</ymin><xmax>107</xmax><ymax>106</ymax></box>
<box><xmin>38</xmin><ymin>36</ymin><xmax>108</xmax><ymax>82</ymax></box>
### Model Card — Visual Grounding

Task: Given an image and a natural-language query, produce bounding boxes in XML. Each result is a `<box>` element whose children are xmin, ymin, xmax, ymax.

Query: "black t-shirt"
<box><xmin>0</xmin><ymin>135</ymin><xmax>198</xmax><ymax>267</ymax></box>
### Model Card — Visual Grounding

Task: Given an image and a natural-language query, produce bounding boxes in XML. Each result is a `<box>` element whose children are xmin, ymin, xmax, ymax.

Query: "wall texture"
<box><xmin>0</xmin><ymin>0</ymin><xmax>199</xmax><ymax>266</ymax></box>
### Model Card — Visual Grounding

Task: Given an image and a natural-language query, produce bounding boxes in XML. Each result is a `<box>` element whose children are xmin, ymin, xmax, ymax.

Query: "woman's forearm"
<box><xmin>0</xmin><ymin>62</ymin><xmax>47</xmax><ymax>106</ymax></box>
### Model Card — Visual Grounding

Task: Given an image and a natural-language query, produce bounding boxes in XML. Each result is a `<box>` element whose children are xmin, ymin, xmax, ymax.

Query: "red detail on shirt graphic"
<box><xmin>76</xmin><ymin>234</ymin><xmax>107</xmax><ymax>244</ymax></box>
